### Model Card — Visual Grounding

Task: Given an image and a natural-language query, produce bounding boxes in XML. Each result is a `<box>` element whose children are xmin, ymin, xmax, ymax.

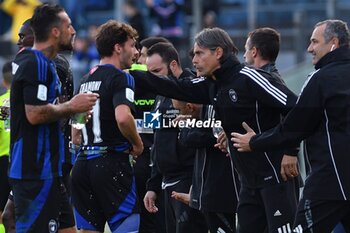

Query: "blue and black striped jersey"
<box><xmin>9</xmin><ymin>49</ymin><xmax>64</xmax><ymax>180</ymax></box>
<box><xmin>77</xmin><ymin>65</ymin><xmax>135</xmax><ymax>152</ymax></box>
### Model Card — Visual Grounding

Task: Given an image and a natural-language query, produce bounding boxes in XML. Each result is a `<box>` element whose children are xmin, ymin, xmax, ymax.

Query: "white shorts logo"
<box><xmin>37</xmin><ymin>84</ymin><xmax>47</xmax><ymax>101</ymax></box>
<box><xmin>48</xmin><ymin>219</ymin><xmax>58</xmax><ymax>233</ymax></box>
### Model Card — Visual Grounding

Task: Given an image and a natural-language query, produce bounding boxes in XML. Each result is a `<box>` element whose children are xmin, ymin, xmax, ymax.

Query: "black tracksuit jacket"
<box><xmin>250</xmin><ymin>47</ymin><xmax>350</xmax><ymax>200</ymax></box>
<box><xmin>132</xmin><ymin>70</ymin><xmax>197</xmax><ymax>193</ymax></box>
<box><xmin>132</xmin><ymin>56</ymin><xmax>297</xmax><ymax>188</ymax></box>
<box><xmin>179</xmin><ymin>105</ymin><xmax>239</xmax><ymax>213</ymax></box>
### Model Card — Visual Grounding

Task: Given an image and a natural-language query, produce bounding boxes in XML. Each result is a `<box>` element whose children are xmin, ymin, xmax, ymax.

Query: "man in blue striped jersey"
<box><xmin>9</xmin><ymin>4</ymin><xmax>98</xmax><ymax>233</ymax></box>
<box><xmin>71</xmin><ymin>20</ymin><xmax>143</xmax><ymax>233</ymax></box>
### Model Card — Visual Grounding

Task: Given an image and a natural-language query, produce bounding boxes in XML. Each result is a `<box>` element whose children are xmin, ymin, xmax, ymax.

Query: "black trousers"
<box><xmin>293</xmin><ymin>198</ymin><xmax>350</xmax><ymax>233</ymax></box>
<box><xmin>163</xmin><ymin>177</ymin><xmax>208</xmax><ymax>233</ymax></box>
<box><xmin>0</xmin><ymin>156</ymin><xmax>10</xmax><ymax>211</ymax></box>
<box><xmin>134</xmin><ymin>151</ymin><xmax>166</xmax><ymax>233</ymax></box>
<box><xmin>237</xmin><ymin>179</ymin><xmax>298</xmax><ymax>233</ymax></box>
<box><xmin>203</xmin><ymin>211</ymin><xmax>236</xmax><ymax>233</ymax></box>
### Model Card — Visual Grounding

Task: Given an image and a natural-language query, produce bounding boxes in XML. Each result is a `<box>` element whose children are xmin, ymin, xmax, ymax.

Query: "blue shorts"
<box><xmin>10</xmin><ymin>177</ymin><xmax>75</xmax><ymax>233</ymax></box>
<box><xmin>71</xmin><ymin>152</ymin><xmax>139</xmax><ymax>232</ymax></box>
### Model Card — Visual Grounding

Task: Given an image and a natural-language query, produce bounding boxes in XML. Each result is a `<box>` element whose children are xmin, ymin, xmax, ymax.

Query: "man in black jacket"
<box><xmin>242</xmin><ymin>27</ymin><xmax>302</xmax><ymax>194</ymax></box>
<box><xmin>232</xmin><ymin>19</ymin><xmax>350</xmax><ymax>233</ymax></box>
<box><xmin>132</xmin><ymin>27</ymin><xmax>298</xmax><ymax>233</ymax></box>
<box><xmin>171</xmin><ymin>100</ymin><xmax>240</xmax><ymax>233</ymax></box>
<box><xmin>136</xmin><ymin>42</ymin><xmax>207</xmax><ymax>233</ymax></box>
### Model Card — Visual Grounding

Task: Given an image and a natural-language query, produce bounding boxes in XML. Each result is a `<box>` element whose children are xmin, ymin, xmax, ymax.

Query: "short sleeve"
<box><xmin>112</xmin><ymin>72</ymin><xmax>135</xmax><ymax>112</ymax></box>
<box><xmin>18</xmin><ymin>57</ymin><xmax>49</xmax><ymax>106</ymax></box>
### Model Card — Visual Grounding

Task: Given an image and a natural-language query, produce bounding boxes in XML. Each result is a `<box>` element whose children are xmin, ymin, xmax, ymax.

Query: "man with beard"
<box><xmin>131</xmin><ymin>27</ymin><xmax>298</xmax><ymax>233</ymax></box>
<box><xmin>71</xmin><ymin>20</ymin><xmax>143</xmax><ymax>233</ymax></box>
<box><xmin>135</xmin><ymin>42</ymin><xmax>207</xmax><ymax>233</ymax></box>
<box><xmin>8</xmin><ymin>4</ymin><xmax>98</xmax><ymax>233</ymax></box>
<box><xmin>3</xmin><ymin>16</ymin><xmax>77</xmax><ymax>233</ymax></box>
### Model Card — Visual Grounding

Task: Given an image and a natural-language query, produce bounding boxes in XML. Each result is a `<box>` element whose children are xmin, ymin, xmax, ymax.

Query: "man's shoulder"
<box><xmin>13</xmin><ymin>49</ymin><xmax>41</xmax><ymax>72</ymax></box>
<box><xmin>14</xmin><ymin>49</ymin><xmax>34</xmax><ymax>61</ymax></box>
<box><xmin>96</xmin><ymin>65</ymin><xmax>129</xmax><ymax>79</ymax></box>
<box><xmin>239</xmin><ymin>65</ymin><xmax>271</xmax><ymax>79</ymax></box>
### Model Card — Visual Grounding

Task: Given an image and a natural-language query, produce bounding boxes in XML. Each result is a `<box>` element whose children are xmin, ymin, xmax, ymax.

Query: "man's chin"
<box><xmin>59</xmin><ymin>44</ymin><xmax>73</xmax><ymax>52</ymax></box>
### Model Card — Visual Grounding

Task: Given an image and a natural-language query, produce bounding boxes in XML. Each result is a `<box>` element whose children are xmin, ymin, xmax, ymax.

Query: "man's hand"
<box><xmin>171</xmin><ymin>191</ymin><xmax>190</xmax><ymax>205</ymax></box>
<box><xmin>214</xmin><ymin>131</ymin><xmax>229</xmax><ymax>155</ymax></box>
<box><xmin>69</xmin><ymin>92</ymin><xmax>99</xmax><ymax>113</ymax></box>
<box><xmin>144</xmin><ymin>191</ymin><xmax>158</xmax><ymax>213</ymax></box>
<box><xmin>231</xmin><ymin>122</ymin><xmax>256</xmax><ymax>152</ymax></box>
<box><xmin>280</xmin><ymin>155</ymin><xmax>299</xmax><ymax>181</ymax></box>
<box><xmin>131</xmin><ymin>141</ymin><xmax>144</xmax><ymax>157</ymax></box>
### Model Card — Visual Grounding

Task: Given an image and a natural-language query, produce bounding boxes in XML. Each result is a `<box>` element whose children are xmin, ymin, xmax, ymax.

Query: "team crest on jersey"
<box><xmin>48</xmin><ymin>219</ymin><xmax>58</xmax><ymax>233</ymax></box>
<box><xmin>229</xmin><ymin>89</ymin><xmax>238</xmax><ymax>102</ymax></box>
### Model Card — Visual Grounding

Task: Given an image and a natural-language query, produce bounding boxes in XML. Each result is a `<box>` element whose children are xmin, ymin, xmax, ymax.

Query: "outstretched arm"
<box><xmin>231</xmin><ymin>122</ymin><xmax>256</xmax><ymax>152</ymax></box>
<box><xmin>131</xmin><ymin>70</ymin><xmax>211</xmax><ymax>104</ymax></box>
<box><xmin>231</xmin><ymin>122</ymin><xmax>299</xmax><ymax>181</ymax></box>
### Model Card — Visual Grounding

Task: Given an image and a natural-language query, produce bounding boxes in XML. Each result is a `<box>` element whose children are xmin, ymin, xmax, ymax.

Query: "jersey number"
<box><xmin>82</xmin><ymin>99</ymin><xmax>102</xmax><ymax>144</ymax></box>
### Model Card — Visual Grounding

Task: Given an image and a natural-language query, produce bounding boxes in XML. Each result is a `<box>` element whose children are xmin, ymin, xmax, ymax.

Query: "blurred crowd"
<box><xmin>0</xmin><ymin>0</ymin><xmax>219</xmax><ymax>93</ymax></box>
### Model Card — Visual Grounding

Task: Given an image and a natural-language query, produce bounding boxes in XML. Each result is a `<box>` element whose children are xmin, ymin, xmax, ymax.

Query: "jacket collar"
<box><xmin>212</xmin><ymin>55</ymin><xmax>242</xmax><ymax>82</ymax></box>
<box><xmin>260</xmin><ymin>63</ymin><xmax>277</xmax><ymax>74</ymax></box>
<box><xmin>315</xmin><ymin>46</ymin><xmax>350</xmax><ymax>69</ymax></box>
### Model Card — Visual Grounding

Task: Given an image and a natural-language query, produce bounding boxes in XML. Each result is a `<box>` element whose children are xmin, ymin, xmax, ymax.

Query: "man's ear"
<box><xmin>331</xmin><ymin>37</ymin><xmax>340</xmax><ymax>48</ymax></box>
<box><xmin>251</xmin><ymin>47</ymin><xmax>258</xmax><ymax>58</ymax></box>
<box><xmin>52</xmin><ymin>27</ymin><xmax>60</xmax><ymax>38</ymax></box>
<box><xmin>215</xmin><ymin>47</ymin><xmax>224</xmax><ymax>60</ymax></box>
<box><xmin>186</xmin><ymin>103</ymin><xmax>195</xmax><ymax>113</ymax></box>
<box><xmin>169</xmin><ymin>60</ymin><xmax>177</xmax><ymax>72</ymax></box>
<box><xmin>114</xmin><ymin>43</ymin><xmax>122</xmax><ymax>54</ymax></box>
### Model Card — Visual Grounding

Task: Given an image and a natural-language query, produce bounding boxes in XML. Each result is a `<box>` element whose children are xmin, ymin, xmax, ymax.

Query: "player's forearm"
<box><xmin>117</xmin><ymin>113</ymin><xmax>143</xmax><ymax>148</ymax></box>
<box><xmin>25</xmin><ymin>101</ymin><xmax>74</xmax><ymax>125</ymax></box>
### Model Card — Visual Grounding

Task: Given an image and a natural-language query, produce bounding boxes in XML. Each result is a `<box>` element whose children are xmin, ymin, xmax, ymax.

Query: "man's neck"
<box><xmin>254</xmin><ymin>59</ymin><xmax>270</xmax><ymax>69</ymax></box>
<box><xmin>100</xmin><ymin>57</ymin><xmax>121</xmax><ymax>69</ymax></box>
<box><xmin>32</xmin><ymin>41</ymin><xmax>58</xmax><ymax>59</ymax></box>
<box><xmin>173</xmin><ymin>68</ymin><xmax>183</xmax><ymax>79</ymax></box>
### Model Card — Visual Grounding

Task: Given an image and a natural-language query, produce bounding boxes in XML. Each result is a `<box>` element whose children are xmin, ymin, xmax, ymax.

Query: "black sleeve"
<box><xmin>242</xmin><ymin>67</ymin><xmax>300</xmax><ymax>154</ymax></box>
<box><xmin>243</xmin><ymin>67</ymin><xmax>297</xmax><ymax>115</ymax></box>
<box><xmin>112</xmin><ymin>72</ymin><xmax>135</xmax><ymax>112</ymax></box>
<box><xmin>179</xmin><ymin>127</ymin><xmax>216</xmax><ymax>148</ymax></box>
<box><xmin>146</xmin><ymin>163</ymin><xmax>162</xmax><ymax>194</ymax></box>
<box><xmin>250</xmin><ymin>71</ymin><xmax>323</xmax><ymax>151</ymax></box>
<box><xmin>130</xmin><ymin>70</ymin><xmax>212</xmax><ymax>104</ymax></box>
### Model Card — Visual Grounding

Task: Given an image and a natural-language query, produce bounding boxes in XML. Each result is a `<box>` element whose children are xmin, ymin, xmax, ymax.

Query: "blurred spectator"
<box><xmin>124</xmin><ymin>0</ymin><xmax>146</xmax><ymax>41</ymax></box>
<box><xmin>145</xmin><ymin>0</ymin><xmax>184</xmax><ymax>47</ymax></box>
<box><xmin>60</xmin><ymin>0</ymin><xmax>112</xmax><ymax>30</ymax></box>
<box><xmin>203</xmin><ymin>10</ymin><xmax>217</xmax><ymax>29</ymax></box>
<box><xmin>70</xmin><ymin>25</ymin><xmax>99</xmax><ymax>90</ymax></box>
<box><xmin>0</xmin><ymin>1</ymin><xmax>11</xmax><ymax>37</ymax></box>
<box><xmin>0</xmin><ymin>0</ymin><xmax>41</xmax><ymax>44</ymax></box>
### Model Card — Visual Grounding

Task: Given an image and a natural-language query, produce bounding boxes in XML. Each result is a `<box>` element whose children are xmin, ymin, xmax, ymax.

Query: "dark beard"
<box><xmin>59</xmin><ymin>42</ymin><xmax>73</xmax><ymax>52</ymax></box>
